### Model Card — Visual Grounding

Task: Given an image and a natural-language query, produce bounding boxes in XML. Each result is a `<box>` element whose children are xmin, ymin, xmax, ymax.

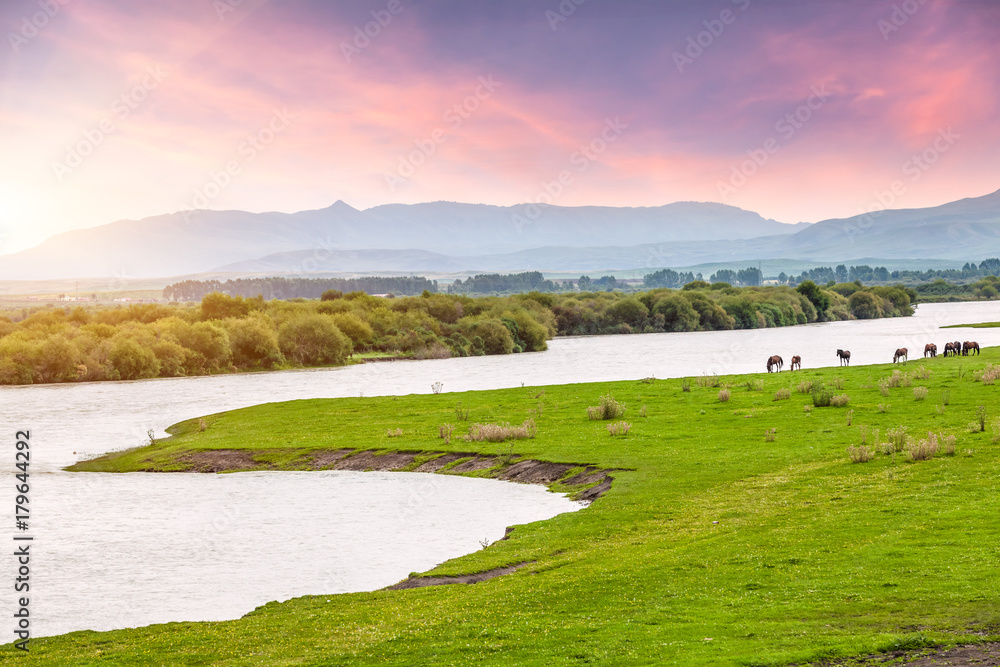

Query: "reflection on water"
<box><xmin>17</xmin><ymin>471</ymin><xmax>582</xmax><ymax>637</ymax></box>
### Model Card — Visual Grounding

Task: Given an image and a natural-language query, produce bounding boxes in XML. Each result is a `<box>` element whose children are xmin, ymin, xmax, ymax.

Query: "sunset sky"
<box><xmin>0</xmin><ymin>0</ymin><xmax>997</xmax><ymax>254</ymax></box>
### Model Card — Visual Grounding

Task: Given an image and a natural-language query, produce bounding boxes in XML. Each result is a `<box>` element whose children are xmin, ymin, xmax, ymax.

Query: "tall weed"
<box><xmin>465</xmin><ymin>420</ymin><xmax>537</xmax><ymax>442</ymax></box>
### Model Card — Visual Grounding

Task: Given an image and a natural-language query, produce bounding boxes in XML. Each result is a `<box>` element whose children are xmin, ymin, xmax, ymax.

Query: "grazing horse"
<box><xmin>954</xmin><ymin>341</ymin><xmax>963</xmax><ymax>356</ymax></box>
<box><xmin>790</xmin><ymin>355</ymin><xmax>802</xmax><ymax>371</ymax></box>
<box><xmin>837</xmin><ymin>349</ymin><xmax>851</xmax><ymax>366</ymax></box>
<box><xmin>924</xmin><ymin>343</ymin><xmax>937</xmax><ymax>358</ymax></box>
<box><xmin>944</xmin><ymin>342</ymin><xmax>956</xmax><ymax>357</ymax></box>
<box><xmin>893</xmin><ymin>348</ymin><xmax>908</xmax><ymax>363</ymax></box>
<box><xmin>964</xmin><ymin>341</ymin><xmax>981</xmax><ymax>356</ymax></box>
<box><xmin>766</xmin><ymin>355</ymin><xmax>784</xmax><ymax>373</ymax></box>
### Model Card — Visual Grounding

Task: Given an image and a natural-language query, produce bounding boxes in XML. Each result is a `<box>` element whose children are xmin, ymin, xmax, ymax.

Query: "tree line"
<box><xmin>447</xmin><ymin>272</ymin><xmax>565</xmax><ymax>294</ymax></box>
<box><xmin>163</xmin><ymin>276</ymin><xmax>439</xmax><ymax>301</ymax></box>
<box><xmin>161</xmin><ymin>260</ymin><xmax>1000</xmax><ymax>304</ymax></box>
<box><xmin>1</xmin><ymin>281</ymin><xmax>914</xmax><ymax>385</ymax></box>
<box><xmin>642</xmin><ymin>259</ymin><xmax>1000</xmax><ymax>290</ymax></box>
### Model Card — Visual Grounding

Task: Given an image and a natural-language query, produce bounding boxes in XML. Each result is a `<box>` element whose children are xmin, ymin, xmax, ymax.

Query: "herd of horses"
<box><xmin>765</xmin><ymin>341</ymin><xmax>980</xmax><ymax>372</ymax></box>
<box><xmin>919</xmin><ymin>340</ymin><xmax>980</xmax><ymax>359</ymax></box>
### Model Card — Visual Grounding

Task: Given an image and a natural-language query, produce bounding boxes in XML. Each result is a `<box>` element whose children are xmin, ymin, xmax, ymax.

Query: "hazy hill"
<box><xmin>779</xmin><ymin>189</ymin><xmax>1000</xmax><ymax>261</ymax></box>
<box><xmin>2</xmin><ymin>190</ymin><xmax>999</xmax><ymax>280</ymax></box>
<box><xmin>0</xmin><ymin>201</ymin><xmax>799</xmax><ymax>279</ymax></box>
<box><xmin>216</xmin><ymin>236</ymin><xmax>796</xmax><ymax>274</ymax></box>
<box><xmin>360</xmin><ymin>201</ymin><xmax>803</xmax><ymax>254</ymax></box>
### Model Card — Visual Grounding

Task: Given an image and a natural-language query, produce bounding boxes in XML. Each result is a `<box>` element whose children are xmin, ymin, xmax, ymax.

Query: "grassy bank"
<box><xmin>943</xmin><ymin>322</ymin><xmax>1000</xmax><ymax>329</ymax></box>
<box><xmin>8</xmin><ymin>353</ymin><xmax>1000</xmax><ymax>665</ymax></box>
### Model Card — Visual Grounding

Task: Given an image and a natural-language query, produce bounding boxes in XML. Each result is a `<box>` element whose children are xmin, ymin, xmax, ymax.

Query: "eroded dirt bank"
<box><xmin>175</xmin><ymin>447</ymin><xmax>619</xmax><ymax>502</ymax></box>
<box><xmin>799</xmin><ymin>640</ymin><xmax>1000</xmax><ymax>666</ymax></box>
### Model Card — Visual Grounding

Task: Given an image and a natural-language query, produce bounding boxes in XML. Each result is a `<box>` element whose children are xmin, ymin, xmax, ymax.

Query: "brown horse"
<box><xmin>893</xmin><ymin>348</ymin><xmax>908</xmax><ymax>363</ymax></box>
<box><xmin>963</xmin><ymin>341</ymin><xmax>980</xmax><ymax>356</ymax></box>
<box><xmin>766</xmin><ymin>355</ymin><xmax>783</xmax><ymax>373</ymax></box>
<box><xmin>790</xmin><ymin>355</ymin><xmax>801</xmax><ymax>371</ymax></box>
<box><xmin>944</xmin><ymin>342</ymin><xmax>956</xmax><ymax>357</ymax></box>
<box><xmin>924</xmin><ymin>343</ymin><xmax>937</xmax><ymax>358</ymax></box>
<box><xmin>954</xmin><ymin>341</ymin><xmax>963</xmax><ymax>356</ymax></box>
<box><xmin>837</xmin><ymin>349</ymin><xmax>851</xmax><ymax>366</ymax></box>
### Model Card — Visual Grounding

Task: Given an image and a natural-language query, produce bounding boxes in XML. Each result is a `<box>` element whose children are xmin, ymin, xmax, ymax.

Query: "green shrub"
<box><xmin>468</xmin><ymin>319</ymin><xmax>515</xmax><ymax>355</ymax></box>
<box><xmin>200</xmin><ymin>292</ymin><xmax>252</xmax><ymax>320</ymax></box>
<box><xmin>34</xmin><ymin>336</ymin><xmax>80</xmax><ymax>383</ymax></box>
<box><xmin>604</xmin><ymin>298</ymin><xmax>649</xmax><ymax>329</ymax></box>
<box><xmin>811</xmin><ymin>384</ymin><xmax>832</xmax><ymax>407</ymax></box>
<box><xmin>849</xmin><ymin>291</ymin><xmax>882</xmax><ymax>319</ymax></box>
<box><xmin>225</xmin><ymin>316</ymin><xmax>284</xmax><ymax>369</ymax></box>
<box><xmin>653</xmin><ymin>294</ymin><xmax>700</xmax><ymax>332</ymax></box>
<box><xmin>330</xmin><ymin>312</ymin><xmax>374</xmax><ymax>350</ymax></box>
<box><xmin>151</xmin><ymin>339</ymin><xmax>190</xmax><ymax>377</ymax></box>
<box><xmin>108</xmin><ymin>336</ymin><xmax>160</xmax><ymax>380</ymax></box>
<box><xmin>588</xmin><ymin>394</ymin><xmax>626</xmax><ymax>420</ymax></box>
<box><xmin>277</xmin><ymin>315</ymin><xmax>350</xmax><ymax>366</ymax></box>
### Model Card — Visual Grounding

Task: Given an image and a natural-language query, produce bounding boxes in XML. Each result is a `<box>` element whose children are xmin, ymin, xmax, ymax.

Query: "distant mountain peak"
<box><xmin>311</xmin><ymin>200</ymin><xmax>361</xmax><ymax>213</ymax></box>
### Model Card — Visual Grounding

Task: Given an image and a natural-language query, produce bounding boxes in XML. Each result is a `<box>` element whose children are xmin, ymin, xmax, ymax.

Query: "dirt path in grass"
<box><xmin>806</xmin><ymin>641</ymin><xmax>1000</xmax><ymax>666</ymax></box>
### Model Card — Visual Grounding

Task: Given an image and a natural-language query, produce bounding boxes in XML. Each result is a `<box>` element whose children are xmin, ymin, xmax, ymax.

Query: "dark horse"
<box><xmin>766</xmin><ymin>355</ymin><xmax>783</xmax><ymax>373</ymax></box>
<box><xmin>924</xmin><ymin>343</ymin><xmax>937</xmax><ymax>358</ymax></box>
<box><xmin>963</xmin><ymin>341</ymin><xmax>981</xmax><ymax>356</ymax></box>
<box><xmin>837</xmin><ymin>349</ymin><xmax>851</xmax><ymax>366</ymax></box>
<box><xmin>944</xmin><ymin>342</ymin><xmax>957</xmax><ymax>357</ymax></box>
<box><xmin>790</xmin><ymin>355</ymin><xmax>802</xmax><ymax>371</ymax></box>
<box><xmin>893</xmin><ymin>348</ymin><xmax>908</xmax><ymax>363</ymax></box>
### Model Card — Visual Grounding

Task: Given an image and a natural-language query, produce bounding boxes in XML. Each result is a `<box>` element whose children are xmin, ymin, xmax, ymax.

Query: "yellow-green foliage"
<box><xmin>0</xmin><ymin>280</ymin><xmax>917</xmax><ymax>386</ymax></box>
<box><xmin>0</xmin><ymin>291</ymin><xmax>561</xmax><ymax>385</ymax></box>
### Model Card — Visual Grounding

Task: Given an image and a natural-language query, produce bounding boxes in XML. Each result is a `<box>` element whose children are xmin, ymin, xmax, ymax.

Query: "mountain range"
<box><xmin>1</xmin><ymin>190</ymin><xmax>999</xmax><ymax>281</ymax></box>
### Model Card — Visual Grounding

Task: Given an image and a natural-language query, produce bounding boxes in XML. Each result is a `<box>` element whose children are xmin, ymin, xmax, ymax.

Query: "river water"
<box><xmin>2</xmin><ymin>301</ymin><xmax>999</xmax><ymax>638</ymax></box>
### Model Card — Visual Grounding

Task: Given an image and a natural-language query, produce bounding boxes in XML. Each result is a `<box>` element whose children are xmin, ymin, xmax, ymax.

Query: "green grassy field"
<box><xmin>8</xmin><ymin>352</ymin><xmax>1000</xmax><ymax>666</ymax></box>
<box><xmin>943</xmin><ymin>322</ymin><xmax>1000</xmax><ymax>328</ymax></box>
